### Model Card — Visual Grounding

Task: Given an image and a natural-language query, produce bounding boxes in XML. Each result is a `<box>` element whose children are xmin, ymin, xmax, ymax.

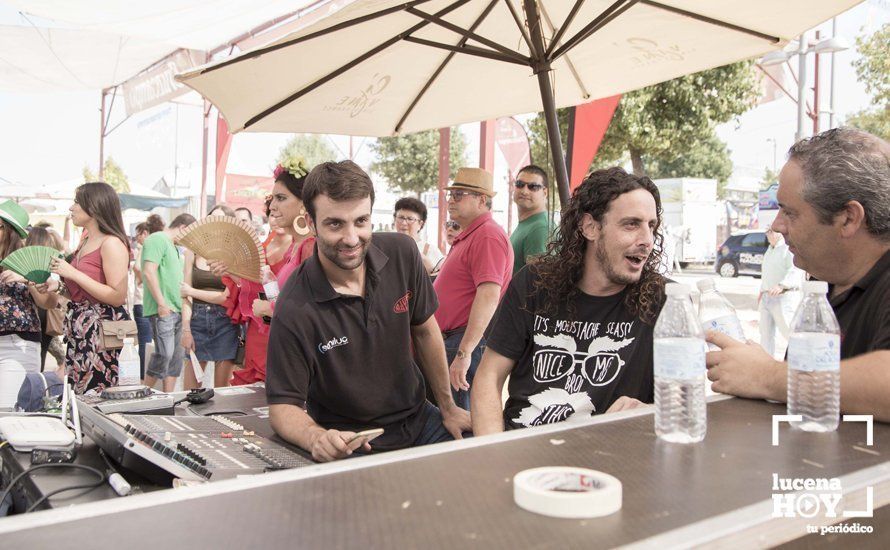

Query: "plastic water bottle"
<box><xmin>787</xmin><ymin>281</ymin><xmax>841</xmax><ymax>432</ymax></box>
<box><xmin>654</xmin><ymin>283</ymin><xmax>707</xmax><ymax>443</ymax></box>
<box><xmin>260</xmin><ymin>265</ymin><xmax>279</xmax><ymax>324</ymax></box>
<box><xmin>118</xmin><ymin>338</ymin><xmax>141</xmax><ymax>386</ymax></box>
<box><xmin>697</xmin><ymin>278</ymin><xmax>745</xmax><ymax>350</ymax></box>
<box><xmin>261</xmin><ymin>265</ymin><xmax>280</xmax><ymax>301</ymax></box>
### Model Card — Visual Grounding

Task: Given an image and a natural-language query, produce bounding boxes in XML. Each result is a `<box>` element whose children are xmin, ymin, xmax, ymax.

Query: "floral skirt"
<box><xmin>64</xmin><ymin>301</ymin><xmax>130</xmax><ymax>395</ymax></box>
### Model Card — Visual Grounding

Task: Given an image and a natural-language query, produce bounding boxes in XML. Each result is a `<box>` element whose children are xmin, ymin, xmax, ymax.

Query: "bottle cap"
<box><xmin>803</xmin><ymin>280</ymin><xmax>828</xmax><ymax>295</ymax></box>
<box><xmin>696</xmin><ymin>279</ymin><xmax>715</xmax><ymax>292</ymax></box>
<box><xmin>665</xmin><ymin>283</ymin><xmax>692</xmax><ymax>296</ymax></box>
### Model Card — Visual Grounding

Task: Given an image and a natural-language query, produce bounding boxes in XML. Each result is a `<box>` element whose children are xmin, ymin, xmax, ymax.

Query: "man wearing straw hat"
<box><xmin>433</xmin><ymin>167</ymin><xmax>513</xmax><ymax>410</ymax></box>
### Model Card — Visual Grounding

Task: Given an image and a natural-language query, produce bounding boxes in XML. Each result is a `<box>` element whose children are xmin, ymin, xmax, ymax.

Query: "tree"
<box><xmin>846</xmin><ymin>23</ymin><xmax>889</xmax><ymax>140</ymax></box>
<box><xmin>527</xmin><ymin>61</ymin><xmax>760</xmax><ymax>184</ymax></box>
<box><xmin>370</xmin><ymin>129</ymin><xmax>467</xmax><ymax>197</ymax></box>
<box><xmin>847</xmin><ymin>107</ymin><xmax>889</xmax><ymax>141</ymax></box>
<box><xmin>527</xmin><ymin>108</ymin><xmax>569</xmax><ymax>188</ymax></box>
<box><xmin>645</xmin><ymin>132</ymin><xmax>734</xmax><ymax>190</ymax></box>
<box><xmin>759</xmin><ymin>166</ymin><xmax>779</xmax><ymax>191</ymax></box>
<box><xmin>595</xmin><ymin>61</ymin><xmax>759</xmax><ymax>175</ymax></box>
<box><xmin>82</xmin><ymin>157</ymin><xmax>130</xmax><ymax>193</ymax></box>
<box><xmin>277</xmin><ymin>134</ymin><xmax>338</xmax><ymax>171</ymax></box>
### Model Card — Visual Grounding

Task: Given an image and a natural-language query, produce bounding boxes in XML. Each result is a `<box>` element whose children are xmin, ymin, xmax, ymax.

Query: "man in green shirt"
<box><xmin>142</xmin><ymin>213</ymin><xmax>194</xmax><ymax>392</ymax></box>
<box><xmin>510</xmin><ymin>164</ymin><xmax>551</xmax><ymax>274</ymax></box>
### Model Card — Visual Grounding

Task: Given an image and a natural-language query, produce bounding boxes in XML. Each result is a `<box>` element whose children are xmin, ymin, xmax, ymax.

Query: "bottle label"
<box><xmin>788</xmin><ymin>333</ymin><xmax>840</xmax><ymax>372</ymax></box>
<box><xmin>263</xmin><ymin>281</ymin><xmax>280</xmax><ymax>300</ymax></box>
<box><xmin>701</xmin><ymin>314</ymin><xmax>745</xmax><ymax>341</ymax></box>
<box><xmin>655</xmin><ymin>338</ymin><xmax>706</xmax><ymax>380</ymax></box>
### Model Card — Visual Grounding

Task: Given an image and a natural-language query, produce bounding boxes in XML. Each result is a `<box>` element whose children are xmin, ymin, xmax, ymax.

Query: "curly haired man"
<box><xmin>472</xmin><ymin>167</ymin><xmax>668</xmax><ymax>433</ymax></box>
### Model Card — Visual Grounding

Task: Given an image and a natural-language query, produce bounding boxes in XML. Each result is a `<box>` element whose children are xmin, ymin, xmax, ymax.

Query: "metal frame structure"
<box><xmin>191</xmin><ymin>0</ymin><xmax>783</xmax><ymax>205</ymax></box>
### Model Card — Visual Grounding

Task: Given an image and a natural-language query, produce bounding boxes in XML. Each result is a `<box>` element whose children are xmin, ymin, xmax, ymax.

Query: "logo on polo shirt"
<box><xmin>393</xmin><ymin>290</ymin><xmax>412</xmax><ymax>314</ymax></box>
<box><xmin>318</xmin><ymin>336</ymin><xmax>349</xmax><ymax>354</ymax></box>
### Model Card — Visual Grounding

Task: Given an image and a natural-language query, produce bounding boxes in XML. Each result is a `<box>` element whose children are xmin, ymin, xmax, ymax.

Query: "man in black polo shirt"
<box><xmin>266</xmin><ymin>161</ymin><xmax>470</xmax><ymax>462</ymax></box>
<box><xmin>707</xmin><ymin>128</ymin><xmax>890</xmax><ymax>421</ymax></box>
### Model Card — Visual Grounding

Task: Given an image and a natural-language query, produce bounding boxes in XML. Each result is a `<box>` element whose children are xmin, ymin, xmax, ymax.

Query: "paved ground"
<box><xmin>671</xmin><ymin>266</ymin><xmax>791</xmax><ymax>359</ymax></box>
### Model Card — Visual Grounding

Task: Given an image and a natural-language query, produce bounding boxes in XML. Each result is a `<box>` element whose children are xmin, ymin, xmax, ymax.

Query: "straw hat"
<box><xmin>445</xmin><ymin>167</ymin><xmax>496</xmax><ymax>198</ymax></box>
<box><xmin>0</xmin><ymin>200</ymin><xmax>29</xmax><ymax>239</ymax></box>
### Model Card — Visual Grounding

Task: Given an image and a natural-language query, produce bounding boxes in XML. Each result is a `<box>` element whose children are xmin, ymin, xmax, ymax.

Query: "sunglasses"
<box><xmin>394</xmin><ymin>214</ymin><xmax>421</xmax><ymax>224</ymax></box>
<box><xmin>513</xmin><ymin>181</ymin><xmax>545</xmax><ymax>192</ymax></box>
<box><xmin>445</xmin><ymin>221</ymin><xmax>461</xmax><ymax>231</ymax></box>
<box><xmin>446</xmin><ymin>190</ymin><xmax>481</xmax><ymax>202</ymax></box>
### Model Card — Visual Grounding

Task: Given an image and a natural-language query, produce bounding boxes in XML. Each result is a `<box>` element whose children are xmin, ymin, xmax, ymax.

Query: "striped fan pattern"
<box><xmin>176</xmin><ymin>216</ymin><xmax>265</xmax><ymax>282</ymax></box>
<box><xmin>0</xmin><ymin>245</ymin><xmax>63</xmax><ymax>283</ymax></box>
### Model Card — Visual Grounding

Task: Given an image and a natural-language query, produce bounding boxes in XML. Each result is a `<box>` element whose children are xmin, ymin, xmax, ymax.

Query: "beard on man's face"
<box><xmin>594</xmin><ymin>237</ymin><xmax>643</xmax><ymax>287</ymax></box>
<box><xmin>317</xmin><ymin>233</ymin><xmax>370</xmax><ymax>271</ymax></box>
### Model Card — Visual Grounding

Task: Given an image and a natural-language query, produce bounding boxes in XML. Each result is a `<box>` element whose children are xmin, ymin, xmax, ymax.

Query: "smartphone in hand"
<box><xmin>346</xmin><ymin>428</ymin><xmax>384</xmax><ymax>450</ymax></box>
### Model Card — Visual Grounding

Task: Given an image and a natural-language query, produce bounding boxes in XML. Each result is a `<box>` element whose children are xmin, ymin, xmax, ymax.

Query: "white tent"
<box><xmin>1</xmin><ymin>0</ymin><xmax>336</xmax><ymax>91</ymax></box>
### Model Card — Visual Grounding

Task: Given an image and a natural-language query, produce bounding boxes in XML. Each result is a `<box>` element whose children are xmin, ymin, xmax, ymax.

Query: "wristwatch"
<box><xmin>456</xmin><ymin>349</ymin><xmax>469</xmax><ymax>360</ymax></box>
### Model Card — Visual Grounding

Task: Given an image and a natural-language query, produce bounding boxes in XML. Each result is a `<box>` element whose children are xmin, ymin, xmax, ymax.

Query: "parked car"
<box><xmin>715</xmin><ymin>231</ymin><xmax>768</xmax><ymax>277</ymax></box>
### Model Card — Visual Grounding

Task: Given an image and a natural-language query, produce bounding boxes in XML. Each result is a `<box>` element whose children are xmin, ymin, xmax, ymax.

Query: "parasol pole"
<box><xmin>523</xmin><ymin>0</ymin><xmax>570</xmax><ymax>206</ymax></box>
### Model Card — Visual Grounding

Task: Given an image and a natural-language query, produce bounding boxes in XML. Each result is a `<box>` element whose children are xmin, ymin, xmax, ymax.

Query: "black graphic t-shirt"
<box><xmin>486</xmin><ymin>267</ymin><xmax>662</xmax><ymax>430</ymax></box>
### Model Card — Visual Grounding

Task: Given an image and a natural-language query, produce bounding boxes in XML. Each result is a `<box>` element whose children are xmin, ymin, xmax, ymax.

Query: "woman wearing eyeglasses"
<box><xmin>392</xmin><ymin>197</ymin><xmax>443</xmax><ymax>275</ymax></box>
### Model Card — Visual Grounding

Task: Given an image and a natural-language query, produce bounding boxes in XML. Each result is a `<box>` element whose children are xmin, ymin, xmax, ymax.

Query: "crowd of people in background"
<box><xmin>1</xmin><ymin>128</ymin><xmax>887</xmax><ymax>461</ymax></box>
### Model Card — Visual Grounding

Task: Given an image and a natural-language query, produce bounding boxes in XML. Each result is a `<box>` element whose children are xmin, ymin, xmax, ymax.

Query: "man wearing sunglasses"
<box><xmin>434</xmin><ymin>167</ymin><xmax>513</xmax><ymax>410</ymax></box>
<box><xmin>472</xmin><ymin>168</ymin><xmax>667</xmax><ymax>434</ymax></box>
<box><xmin>510</xmin><ymin>165</ymin><xmax>551</xmax><ymax>275</ymax></box>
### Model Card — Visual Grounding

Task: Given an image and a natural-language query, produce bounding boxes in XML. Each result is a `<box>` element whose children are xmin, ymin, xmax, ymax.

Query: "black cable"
<box><xmin>98</xmin><ymin>448</ymin><xmax>116</xmax><ymax>471</ymax></box>
<box><xmin>185</xmin><ymin>406</ymin><xmax>247</xmax><ymax>416</ymax></box>
<box><xmin>25</xmin><ymin>476</ymin><xmax>106</xmax><ymax>513</ymax></box>
<box><xmin>0</xmin><ymin>463</ymin><xmax>105</xmax><ymax>513</ymax></box>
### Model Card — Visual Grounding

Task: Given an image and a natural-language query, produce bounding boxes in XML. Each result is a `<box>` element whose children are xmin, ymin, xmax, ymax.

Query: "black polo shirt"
<box><xmin>829</xmin><ymin>250</ymin><xmax>890</xmax><ymax>359</ymax></box>
<box><xmin>265</xmin><ymin>232</ymin><xmax>438</xmax><ymax>452</ymax></box>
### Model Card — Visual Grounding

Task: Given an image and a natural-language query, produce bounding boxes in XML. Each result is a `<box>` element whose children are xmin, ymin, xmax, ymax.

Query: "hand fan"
<box><xmin>0</xmin><ymin>245</ymin><xmax>63</xmax><ymax>283</ymax></box>
<box><xmin>176</xmin><ymin>216</ymin><xmax>265</xmax><ymax>282</ymax></box>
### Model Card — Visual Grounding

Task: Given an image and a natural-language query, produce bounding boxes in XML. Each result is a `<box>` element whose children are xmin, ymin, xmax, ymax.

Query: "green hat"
<box><xmin>0</xmin><ymin>200</ymin><xmax>29</xmax><ymax>239</ymax></box>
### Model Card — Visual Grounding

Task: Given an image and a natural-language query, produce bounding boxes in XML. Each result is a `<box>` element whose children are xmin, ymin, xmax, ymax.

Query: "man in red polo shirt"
<box><xmin>433</xmin><ymin>167</ymin><xmax>513</xmax><ymax>410</ymax></box>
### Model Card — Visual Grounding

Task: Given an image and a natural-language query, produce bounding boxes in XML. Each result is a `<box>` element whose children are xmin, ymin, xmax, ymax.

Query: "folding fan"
<box><xmin>0</xmin><ymin>246</ymin><xmax>63</xmax><ymax>283</ymax></box>
<box><xmin>176</xmin><ymin>216</ymin><xmax>266</xmax><ymax>282</ymax></box>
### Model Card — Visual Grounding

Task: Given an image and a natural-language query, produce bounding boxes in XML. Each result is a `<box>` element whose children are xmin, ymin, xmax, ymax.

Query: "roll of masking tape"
<box><xmin>513</xmin><ymin>467</ymin><xmax>622</xmax><ymax>518</ymax></box>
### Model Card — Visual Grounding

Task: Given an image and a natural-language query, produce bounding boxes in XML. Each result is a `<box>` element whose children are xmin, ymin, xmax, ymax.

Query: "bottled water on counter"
<box><xmin>118</xmin><ymin>338</ymin><xmax>141</xmax><ymax>386</ymax></box>
<box><xmin>787</xmin><ymin>280</ymin><xmax>841</xmax><ymax>432</ymax></box>
<box><xmin>697</xmin><ymin>278</ymin><xmax>745</xmax><ymax>350</ymax></box>
<box><xmin>654</xmin><ymin>283</ymin><xmax>707</xmax><ymax>443</ymax></box>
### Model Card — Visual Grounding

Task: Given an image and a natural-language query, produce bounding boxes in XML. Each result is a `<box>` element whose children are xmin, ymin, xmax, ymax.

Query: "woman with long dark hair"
<box><xmin>38</xmin><ymin>182</ymin><xmax>131</xmax><ymax>394</ymax></box>
<box><xmin>180</xmin><ymin>204</ymin><xmax>241</xmax><ymax>388</ymax></box>
<box><xmin>209</xmin><ymin>159</ymin><xmax>315</xmax><ymax>385</ymax></box>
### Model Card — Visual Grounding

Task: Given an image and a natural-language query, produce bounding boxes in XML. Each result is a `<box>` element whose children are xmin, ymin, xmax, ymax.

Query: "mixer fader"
<box><xmin>104</xmin><ymin>413</ymin><xmax>314</xmax><ymax>481</ymax></box>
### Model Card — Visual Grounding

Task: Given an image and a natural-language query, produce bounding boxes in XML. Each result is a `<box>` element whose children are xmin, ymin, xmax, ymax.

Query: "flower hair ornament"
<box><xmin>274</xmin><ymin>156</ymin><xmax>309</xmax><ymax>180</ymax></box>
<box><xmin>273</xmin><ymin>157</ymin><xmax>312</xmax><ymax>236</ymax></box>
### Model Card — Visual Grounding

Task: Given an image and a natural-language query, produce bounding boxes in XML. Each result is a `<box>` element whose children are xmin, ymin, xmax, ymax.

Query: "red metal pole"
<box><xmin>479</xmin><ymin>120</ymin><xmax>495</xmax><ymax>171</ymax></box>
